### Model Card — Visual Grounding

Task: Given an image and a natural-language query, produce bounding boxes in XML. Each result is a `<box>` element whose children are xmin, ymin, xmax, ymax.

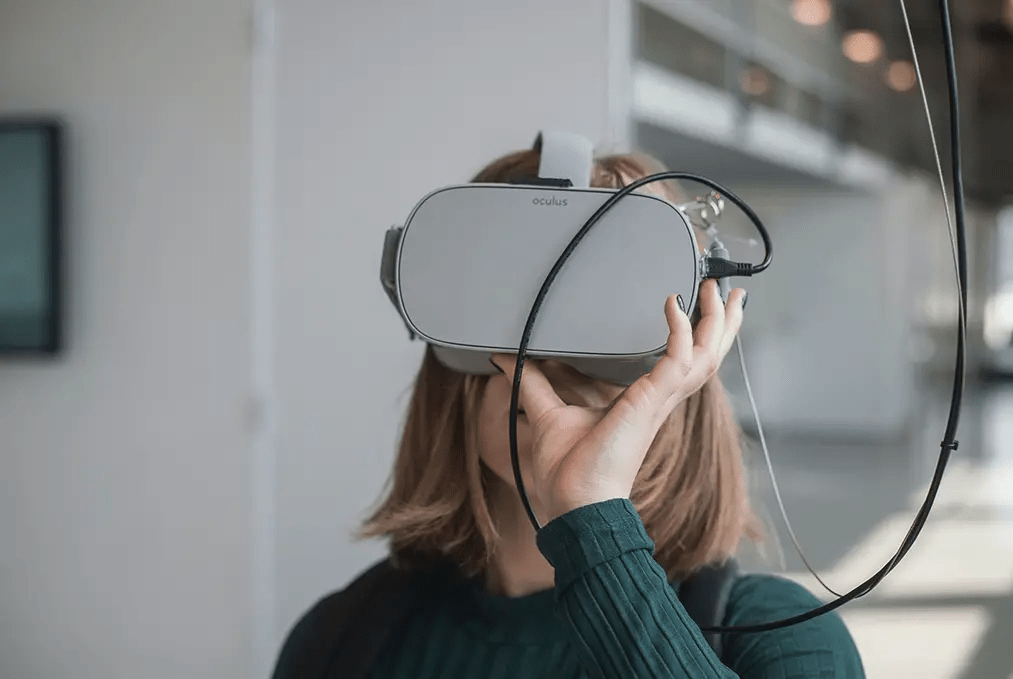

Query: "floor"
<box><xmin>734</xmin><ymin>374</ymin><xmax>1013</xmax><ymax>679</ymax></box>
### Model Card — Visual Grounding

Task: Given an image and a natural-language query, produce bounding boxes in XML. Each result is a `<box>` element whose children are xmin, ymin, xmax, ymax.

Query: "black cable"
<box><xmin>699</xmin><ymin>0</ymin><xmax>966</xmax><ymax>630</ymax></box>
<box><xmin>508</xmin><ymin>0</ymin><xmax>966</xmax><ymax>634</ymax></box>
<box><xmin>938</xmin><ymin>0</ymin><xmax>968</xmax><ymax>443</ymax></box>
<box><xmin>508</xmin><ymin>175</ymin><xmax>770</xmax><ymax>533</ymax></box>
<box><xmin>850</xmin><ymin>0</ymin><xmax>968</xmax><ymax>594</ymax></box>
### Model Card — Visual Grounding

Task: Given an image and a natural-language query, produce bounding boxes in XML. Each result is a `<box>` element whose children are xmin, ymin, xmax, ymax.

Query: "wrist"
<box><xmin>536</xmin><ymin>498</ymin><xmax>655</xmax><ymax>591</ymax></box>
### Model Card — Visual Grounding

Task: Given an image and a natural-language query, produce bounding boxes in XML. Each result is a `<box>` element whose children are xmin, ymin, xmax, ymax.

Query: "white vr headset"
<box><xmin>379</xmin><ymin>131</ymin><xmax>766</xmax><ymax>386</ymax></box>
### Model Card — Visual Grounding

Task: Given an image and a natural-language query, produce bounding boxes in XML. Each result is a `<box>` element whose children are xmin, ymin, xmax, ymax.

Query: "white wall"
<box><xmin>271</xmin><ymin>0</ymin><xmax>620</xmax><ymax>654</ymax></box>
<box><xmin>0</xmin><ymin>2</ymin><xmax>254</xmax><ymax>678</ymax></box>
<box><xmin>721</xmin><ymin>178</ymin><xmax>932</xmax><ymax>436</ymax></box>
<box><xmin>723</xmin><ymin>175</ymin><xmax>990</xmax><ymax>436</ymax></box>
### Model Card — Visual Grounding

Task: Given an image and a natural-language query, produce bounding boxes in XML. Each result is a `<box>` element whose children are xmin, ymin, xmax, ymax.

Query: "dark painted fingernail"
<box><xmin>676</xmin><ymin>294</ymin><xmax>686</xmax><ymax>314</ymax></box>
<box><xmin>489</xmin><ymin>357</ymin><xmax>505</xmax><ymax>374</ymax></box>
<box><xmin>741</xmin><ymin>292</ymin><xmax>748</xmax><ymax>310</ymax></box>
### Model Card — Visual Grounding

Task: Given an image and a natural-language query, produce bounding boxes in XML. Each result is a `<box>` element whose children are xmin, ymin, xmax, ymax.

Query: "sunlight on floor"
<box><xmin>779</xmin><ymin>456</ymin><xmax>1013</xmax><ymax>678</ymax></box>
<box><xmin>839</xmin><ymin>607</ymin><xmax>990</xmax><ymax>679</ymax></box>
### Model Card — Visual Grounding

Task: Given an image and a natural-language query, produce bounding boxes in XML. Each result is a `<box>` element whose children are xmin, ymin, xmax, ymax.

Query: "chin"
<box><xmin>482</xmin><ymin>451</ymin><xmax>520</xmax><ymax>489</ymax></box>
<box><xmin>480</xmin><ymin>440</ymin><xmax>534</xmax><ymax>492</ymax></box>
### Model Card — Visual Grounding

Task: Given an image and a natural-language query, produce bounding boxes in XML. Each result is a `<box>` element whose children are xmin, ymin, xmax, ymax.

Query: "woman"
<box><xmin>273</xmin><ymin>149</ymin><xmax>866</xmax><ymax>678</ymax></box>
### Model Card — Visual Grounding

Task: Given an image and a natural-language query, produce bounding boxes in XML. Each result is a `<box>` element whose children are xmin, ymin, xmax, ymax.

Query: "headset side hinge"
<box><xmin>380</xmin><ymin>226</ymin><xmax>417</xmax><ymax>341</ymax></box>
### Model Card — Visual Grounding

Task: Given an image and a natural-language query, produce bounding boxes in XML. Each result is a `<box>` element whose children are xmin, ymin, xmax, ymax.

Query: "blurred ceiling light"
<box><xmin>886</xmin><ymin>60</ymin><xmax>917</xmax><ymax>91</ymax></box>
<box><xmin>791</xmin><ymin>0</ymin><xmax>833</xmax><ymax>27</ymax></box>
<box><xmin>741</xmin><ymin>67</ymin><xmax>771</xmax><ymax>95</ymax></box>
<box><xmin>842</xmin><ymin>29</ymin><xmax>884</xmax><ymax>63</ymax></box>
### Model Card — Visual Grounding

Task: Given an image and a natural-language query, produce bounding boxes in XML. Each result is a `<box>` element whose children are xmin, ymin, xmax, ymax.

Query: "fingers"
<box><xmin>490</xmin><ymin>354</ymin><xmax>565</xmax><ymax>421</ymax></box>
<box><xmin>718</xmin><ymin>288</ymin><xmax>746</xmax><ymax>359</ymax></box>
<box><xmin>689</xmin><ymin>282</ymin><xmax>748</xmax><ymax>382</ymax></box>
<box><xmin>663</xmin><ymin>294</ymin><xmax>694</xmax><ymax>367</ymax></box>
<box><xmin>650</xmin><ymin>283</ymin><xmax>748</xmax><ymax>415</ymax></box>
<box><xmin>488</xmin><ymin>284</ymin><xmax>748</xmax><ymax>424</ymax></box>
<box><xmin>691</xmin><ymin>279</ymin><xmax>725</xmax><ymax>356</ymax></box>
<box><xmin>635</xmin><ymin>293</ymin><xmax>693</xmax><ymax>413</ymax></box>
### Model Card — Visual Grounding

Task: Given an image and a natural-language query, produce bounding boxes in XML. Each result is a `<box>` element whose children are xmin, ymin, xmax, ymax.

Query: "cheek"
<box><xmin>477</xmin><ymin>423</ymin><xmax>511</xmax><ymax>483</ymax></box>
<box><xmin>475</xmin><ymin>382</ymin><xmax>533</xmax><ymax>487</ymax></box>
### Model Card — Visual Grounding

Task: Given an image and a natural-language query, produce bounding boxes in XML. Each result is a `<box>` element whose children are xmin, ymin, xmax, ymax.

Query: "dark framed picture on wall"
<box><xmin>0</xmin><ymin>117</ymin><xmax>63</xmax><ymax>355</ymax></box>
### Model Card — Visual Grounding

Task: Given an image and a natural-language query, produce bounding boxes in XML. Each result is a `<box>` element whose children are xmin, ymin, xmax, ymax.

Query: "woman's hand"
<box><xmin>489</xmin><ymin>280</ymin><xmax>746</xmax><ymax>524</ymax></box>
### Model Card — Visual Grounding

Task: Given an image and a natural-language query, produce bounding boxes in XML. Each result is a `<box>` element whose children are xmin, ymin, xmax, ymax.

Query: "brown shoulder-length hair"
<box><xmin>357</xmin><ymin>147</ymin><xmax>763</xmax><ymax>582</ymax></box>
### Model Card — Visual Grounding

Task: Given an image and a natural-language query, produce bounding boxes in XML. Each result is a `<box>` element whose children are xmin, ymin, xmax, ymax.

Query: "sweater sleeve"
<box><xmin>536</xmin><ymin>498</ymin><xmax>865</xmax><ymax>679</ymax></box>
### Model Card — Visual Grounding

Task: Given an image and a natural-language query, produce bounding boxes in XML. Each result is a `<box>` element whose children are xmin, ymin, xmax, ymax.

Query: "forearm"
<box><xmin>536</xmin><ymin>499</ymin><xmax>738</xmax><ymax>679</ymax></box>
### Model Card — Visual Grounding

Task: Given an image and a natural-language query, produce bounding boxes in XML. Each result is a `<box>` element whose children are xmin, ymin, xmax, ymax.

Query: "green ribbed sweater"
<box><xmin>281</xmin><ymin>499</ymin><xmax>865</xmax><ymax>678</ymax></box>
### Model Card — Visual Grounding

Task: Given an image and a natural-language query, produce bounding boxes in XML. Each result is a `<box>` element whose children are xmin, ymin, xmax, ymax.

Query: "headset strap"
<box><xmin>676</xmin><ymin>558</ymin><xmax>739</xmax><ymax>660</ymax></box>
<box><xmin>532</xmin><ymin>131</ymin><xmax>594</xmax><ymax>188</ymax></box>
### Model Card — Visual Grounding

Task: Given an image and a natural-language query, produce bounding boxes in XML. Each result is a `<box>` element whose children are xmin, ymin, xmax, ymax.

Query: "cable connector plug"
<box><xmin>702</xmin><ymin>257</ymin><xmax>754</xmax><ymax>279</ymax></box>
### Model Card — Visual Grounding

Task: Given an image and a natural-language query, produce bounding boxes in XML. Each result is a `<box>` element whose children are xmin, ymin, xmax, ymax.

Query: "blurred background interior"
<box><xmin>1</xmin><ymin>1</ymin><xmax>1012</xmax><ymax>677</ymax></box>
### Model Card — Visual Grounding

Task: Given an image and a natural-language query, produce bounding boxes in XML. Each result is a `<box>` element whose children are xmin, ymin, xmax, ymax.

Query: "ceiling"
<box><xmin>834</xmin><ymin>0</ymin><xmax>1013</xmax><ymax>203</ymax></box>
<box><xmin>634</xmin><ymin>0</ymin><xmax>1012</xmax><ymax>204</ymax></box>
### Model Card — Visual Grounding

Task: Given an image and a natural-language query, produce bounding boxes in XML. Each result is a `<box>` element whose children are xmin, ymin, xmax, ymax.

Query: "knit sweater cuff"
<box><xmin>535</xmin><ymin>498</ymin><xmax>655</xmax><ymax>594</ymax></box>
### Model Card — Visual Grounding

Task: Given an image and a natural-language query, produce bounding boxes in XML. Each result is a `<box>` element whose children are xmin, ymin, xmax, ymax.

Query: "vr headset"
<box><xmin>378</xmin><ymin>131</ymin><xmax>754</xmax><ymax>386</ymax></box>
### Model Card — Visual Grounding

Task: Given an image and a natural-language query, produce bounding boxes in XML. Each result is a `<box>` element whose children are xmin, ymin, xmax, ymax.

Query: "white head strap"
<box><xmin>532</xmin><ymin>131</ymin><xmax>594</xmax><ymax>188</ymax></box>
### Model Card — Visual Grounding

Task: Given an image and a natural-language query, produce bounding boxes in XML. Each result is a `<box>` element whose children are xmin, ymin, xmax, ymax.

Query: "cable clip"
<box><xmin>940</xmin><ymin>440</ymin><xmax>959</xmax><ymax>451</ymax></box>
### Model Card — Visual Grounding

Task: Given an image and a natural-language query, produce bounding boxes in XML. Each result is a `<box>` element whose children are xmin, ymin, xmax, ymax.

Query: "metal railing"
<box><xmin>635</xmin><ymin>0</ymin><xmax>925</xmax><ymax>175</ymax></box>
